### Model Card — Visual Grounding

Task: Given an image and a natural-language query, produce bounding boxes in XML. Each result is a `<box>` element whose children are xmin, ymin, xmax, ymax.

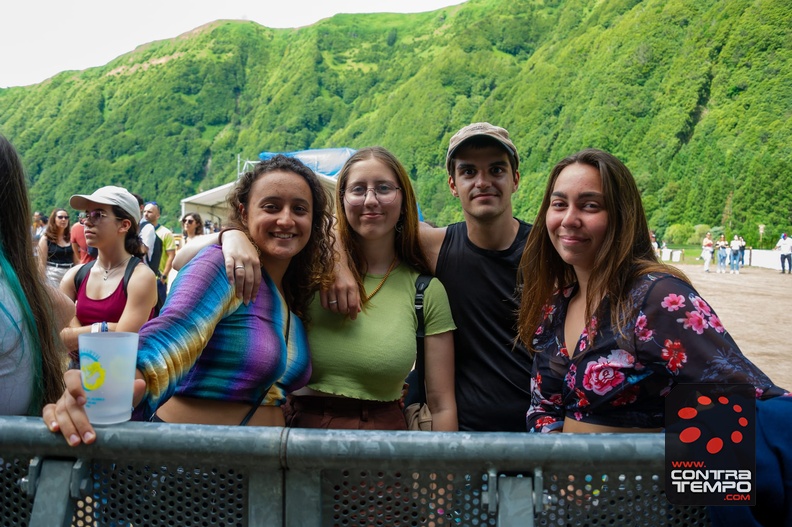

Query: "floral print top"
<box><xmin>526</xmin><ymin>273</ymin><xmax>787</xmax><ymax>432</ymax></box>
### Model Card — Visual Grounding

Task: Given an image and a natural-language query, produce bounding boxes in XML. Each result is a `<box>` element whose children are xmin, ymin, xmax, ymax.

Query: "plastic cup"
<box><xmin>78</xmin><ymin>332</ymin><xmax>139</xmax><ymax>425</ymax></box>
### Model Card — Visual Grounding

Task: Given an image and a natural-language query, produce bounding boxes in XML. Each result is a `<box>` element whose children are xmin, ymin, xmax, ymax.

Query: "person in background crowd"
<box><xmin>738</xmin><ymin>236</ymin><xmax>746</xmax><ymax>268</ymax></box>
<box><xmin>31</xmin><ymin>211</ymin><xmax>45</xmax><ymax>258</ymax></box>
<box><xmin>775</xmin><ymin>233</ymin><xmax>792</xmax><ymax>274</ymax></box>
<box><xmin>729</xmin><ymin>234</ymin><xmax>741</xmax><ymax>274</ymax></box>
<box><xmin>716</xmin><ymin>234</ymin><xmax>729</xmax><ymax>274</ymax></box>
<box><xmin>38</xmin><ymin>208</ymin><xmax>78</xmax><ymax>287</ymax></box>
<box><xmin>57</xmin><ymin>186</ymin><xmax>157</xmax><ymax>369</ymax></box>
<box><xmin>700</xmin><ymin>232</ymin><xmax>714</xmax><ymax>273</ymax></box>
<box><xmin>0</xmin><ymin>134</ymin><xmax>74</xmax><ymax>415</ymax></box>
<box><xmin>142</xmin><ymin>202</ymin><xmax>176</xmax><ymax>313</ymax></box>
<box><xmin>517</xmin><ymin>148</ymin><xmax>787</xmax><ymax>434</ymax></box>
<box><xmin>70</xmin><ymin>212</ymin><xmax>97</xmax><ymax>264</ymax></box>
<box><xmin>180</xmin><ymin>212</ymin><xmax>205</xmax><ymax>246</ymax></box>
<box><xmin>44</xmin><ymin>155</ymin><xmax>335</xmax><ymax>443</ymax></box>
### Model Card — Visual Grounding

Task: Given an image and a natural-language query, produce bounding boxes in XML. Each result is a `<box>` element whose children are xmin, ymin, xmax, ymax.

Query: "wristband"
<box><xmin>101</xmin><ymin>321</ymin><xmax>108</xmax><ymax>333</ymax></box>
<box><xmin>91</xmin><ymin>323</ymin><xmax>102</xmax><ymax>333</ymax></box>
<box><xmin>218</xmin><ymin>227</ymin><xmax>242</xmax><ymax>246</ymax></box>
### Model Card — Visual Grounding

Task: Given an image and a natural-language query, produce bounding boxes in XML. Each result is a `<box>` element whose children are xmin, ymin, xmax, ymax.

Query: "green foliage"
<box><xmin>0</xmin><ymin>0</ymin><xmax>789</xmax><ymax>235</ymax></box>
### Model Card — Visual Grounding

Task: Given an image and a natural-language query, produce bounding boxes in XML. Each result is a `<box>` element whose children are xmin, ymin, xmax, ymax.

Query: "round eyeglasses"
<box><xmin>343</xmin><ymin>184</ymin><xmax>401</xmax><ymax>206</ymax></box>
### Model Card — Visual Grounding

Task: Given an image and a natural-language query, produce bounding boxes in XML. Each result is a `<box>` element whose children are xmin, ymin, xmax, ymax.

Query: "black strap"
<box><xmin>74</xmin><ymin>257</ymin><xmax>141</xmax><ymax>297</ymax></box>
<box><xmin>414</xmin><ymin>274</ymin><xmax>432</xmax><ymax>404</ymax></box>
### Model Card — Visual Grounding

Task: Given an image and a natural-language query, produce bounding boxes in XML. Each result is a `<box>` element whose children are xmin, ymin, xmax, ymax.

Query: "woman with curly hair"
<box><xmin>517</xmin><ymin>148</ymin><xmax>786</xmax><ymax>434</ymax></box>
<box><xmin>45</xmin><ymin>155</ymin><xmax>336</xmax><ymax>443</ymax></box>
<box><xmin>179</xmin><ymin>212</ymin><xmax>205</xmax><ymax>246</ymax></box>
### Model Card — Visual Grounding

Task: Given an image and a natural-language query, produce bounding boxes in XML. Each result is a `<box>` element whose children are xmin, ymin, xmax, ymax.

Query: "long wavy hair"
<box><xmin>0</xmin><ymin>134</ymin><xmax>64</xmax><ymax>413</ymax></box>
<box><xmin>44</xmin><ymin>208</ymin><xmax>71</xmax><ymax>244</ymax></box>
<box><xmin>227</xmin><ymin>155</ymin><xmax>335</xmax><ymax>321</ymax></box>
<box><xmin>517</xmin><ymin>148</ymin><xmax>689</xmax><ymax>351</ymax></box>
<box><xmin>335</xmin><ymin>147</ymin><xmax>430</xmax><ymax>305</ymax></box>
<box><xmin>180</xmin><ymin>212</ymin><xmax>205</xmax><ymax>237</ymax></box>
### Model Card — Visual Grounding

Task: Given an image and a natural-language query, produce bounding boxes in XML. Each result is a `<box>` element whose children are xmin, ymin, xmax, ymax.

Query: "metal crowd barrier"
<box><xmin>0</xmin><ymin>416</ymin><xmax>711</xmax><ymax>526</ymax></box>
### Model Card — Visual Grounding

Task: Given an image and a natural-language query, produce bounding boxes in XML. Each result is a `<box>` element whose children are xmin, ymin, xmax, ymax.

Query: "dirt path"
<box><xmin>670</xmin><ymin>263</ymin><xmax>792</xmax><ymax>391</ymax></box>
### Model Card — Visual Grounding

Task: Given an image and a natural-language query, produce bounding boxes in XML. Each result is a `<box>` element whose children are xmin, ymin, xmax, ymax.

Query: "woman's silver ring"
<box><xmin>235</xmin><ymin>265</ymin><xmax>245</xmax><ymax>270</ymax></box>
<box><xmin>328</xmin><ymin>300</ymin><xmax>338</xmax><ymax>304</ymax></box>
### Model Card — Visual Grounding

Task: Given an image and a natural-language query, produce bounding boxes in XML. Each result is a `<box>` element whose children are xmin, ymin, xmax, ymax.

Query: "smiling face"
<box><xmin>448</xmin><ymin>144</ymin><xmax>519</xmax><ymax>222</ymax></box>
<box><xmin>342</xmin><ymin>157</ymin><xmax>403</xmax><ymax>243</ymax></box>
<box><xmin>545</xmin><ymin>162</ymin><xmax>608</xmax><ymax>276</ymax></box>
<box><xmin>240</xmin><ymin>170</ymin><xmax>313</xmax><ymax>264</ymax></box>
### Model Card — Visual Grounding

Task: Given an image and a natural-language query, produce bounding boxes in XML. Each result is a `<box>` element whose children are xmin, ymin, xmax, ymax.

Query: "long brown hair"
<box><xmin>335</xmin><ymin>147</ymin><xmax>430</xmax><ymax>305</ymax></box>
<box><xmin>44</xmin><ymin>208</ymin><xmax>71</xmax><ymax>244</ymax></box>
<box><xmin>227</xmin><ymin>155</ymin><xmax>335</xmax><ymax>321</ymax></box>
<box><xmin>517</xmin><ymin>148</ymin><xmax>689</xmax><ymax>351</ymax></box>
<box><xmin>0</xmin><ymin>134</ymin><xmax>64</xmax><ymax>413</ymax></box>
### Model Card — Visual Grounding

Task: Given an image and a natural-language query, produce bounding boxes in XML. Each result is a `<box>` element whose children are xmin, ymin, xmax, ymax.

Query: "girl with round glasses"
<box><xmin>286</xmin><ymin>147</ymin><xmax>457</xmax><ymax>430</ymax></box>
<box><xmin>180</xmin><ymin>212</ymin><xmax>204</xmax><ymax>246</ymax></box>
<box><xmin>57</xmin><ymin>186</ymin><xmax>158</xmax><ymax>368</ymax></box>
<box><xmin>38</xmin><ymin>208</ymin><xmax>78</xmax><ymax>287</ymax></box>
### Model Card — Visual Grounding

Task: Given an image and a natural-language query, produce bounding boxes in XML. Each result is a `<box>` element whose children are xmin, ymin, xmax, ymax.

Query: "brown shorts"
<box><xmin>285</xmin><ymin>395</ymin><xmax>407</xmax><ymax>430</ymax></box>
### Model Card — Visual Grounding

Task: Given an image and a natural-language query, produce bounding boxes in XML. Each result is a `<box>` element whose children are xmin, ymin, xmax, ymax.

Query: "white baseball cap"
<box><xmin>70</xmin><ymin>186</ymin><xmax>140</xmax><ymax>224</ymax></box>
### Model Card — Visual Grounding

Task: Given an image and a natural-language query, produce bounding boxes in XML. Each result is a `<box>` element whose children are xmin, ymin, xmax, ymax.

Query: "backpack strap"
<box><xmin>73</xmin><ymin>260</ymin><xmax>97</xmax><ymax>292</ymax></box>
<box><xmin>122</xmin><ymin>257</ymin><xmax>142</xmax><ymax>297</ymax></box>
<box><xmin>414</xmin><ymin>274</ymin><xmax>433</xmax><ymax>404</ymax></box>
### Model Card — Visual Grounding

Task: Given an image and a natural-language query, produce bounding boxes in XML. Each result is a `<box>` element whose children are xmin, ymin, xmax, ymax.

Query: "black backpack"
<box><xmin>139</xmin><ymin>220</ymin><xmax>163</xmax><ymax>277</ymax></box>
<box><xmin>74</xmin><ymin>257</ymin><xmax>141</xmax><ymax>296</ymax></box>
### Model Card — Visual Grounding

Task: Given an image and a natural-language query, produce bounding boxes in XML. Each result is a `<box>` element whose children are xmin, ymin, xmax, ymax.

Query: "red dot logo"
<box><xmin>677</xmin><ymin>394</ymin><xmax>749</xmax><ymax>455</ymax></box>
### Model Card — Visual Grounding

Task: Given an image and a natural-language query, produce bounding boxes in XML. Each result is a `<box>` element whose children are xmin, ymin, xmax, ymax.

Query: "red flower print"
<box><xmin>582</xmin><ymin>350</ymin><xmax>632</xmax><ymax>395</ymax></box>
<box><xmin>559</xmin><ymin>345</ymin><xmax>570</xmax><ymax>358</ymax></box>
<box><xmin>542</xmin><ymin>304</ymin><xmax>556</xmax><ymax>319</ymax></box>
<box><xmin>565</xmin><ymin>364</ymin><xmax>577</xmax><ymax>391</ymax></box>
<box><xmin>610</xmin><ymin>385</ymin><xmax>640</xmax><ymax>406</ymax></box>
<box><xmin>549</xmin><ymin>393</ymin><xmax>563</xmax><ymax>406</ymax></box>
<box><xmin>691</xmin><ymin>296</ymin><xmax>712</xmax><ymax>316</ymax></box>
<box><xmin>575</xmin><ymin>388</ymin><xmax>590</xmax><ymax>408</ymax></box>
<box><xmin>635</xmin><ymin>314</ymin><xmax>654</xmax><ymax>341</ymax></box>
<box><xmin>661</xmin><ymin>339</ymin><xmax>687</xmax><ymax>372</ymax></box>
<box><xmin>535</xmin><ymin>325</ymin><xmax>544</xmax><ymax>336</ymax></box>
<box><xmin>679</xmin><ymin>310</ymin><xmax>708</xmax><ymax>334</ymax></box>
<box><xmin>708</xmin><ymin>314</ymin><xmax>725</xmax><ymax>333</ymax></box>
<box><xmin>661</xmin><ymin>293</ymin><xmax>686</xmax><ymax>311</ymax></box>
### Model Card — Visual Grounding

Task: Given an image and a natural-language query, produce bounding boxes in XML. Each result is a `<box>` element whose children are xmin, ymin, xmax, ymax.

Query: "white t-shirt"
<box><xmin>140</xmin><ymin>222</ymin><xmax>157</xmax><ymax>264</ymax></box>
<box><xmin>0</xmin><ymin>267</ymin><xmax>33</xmax><ymax>415</ymax></box>
<box><xmin>776</xmin><ymin>237</ymin><xmax>792</xmax><ymax>255</ymax></box>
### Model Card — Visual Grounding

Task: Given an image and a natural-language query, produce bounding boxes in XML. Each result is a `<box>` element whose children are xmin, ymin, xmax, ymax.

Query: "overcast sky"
<box><xmin>1</xmin><ymin>0</ymin><xmax>465</xmax><ymax>88</ymax></box>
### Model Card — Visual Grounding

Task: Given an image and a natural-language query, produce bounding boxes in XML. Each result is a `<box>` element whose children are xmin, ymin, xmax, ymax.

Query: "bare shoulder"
<box><xmin>131</xmin><ymin>261</ymin><xmax>157</xmax><ymax>283</ymax></box>
<box><xmin>419</xmin><ymin>223</ymin><xmax>448</xmax><ymax>272</ymax></box>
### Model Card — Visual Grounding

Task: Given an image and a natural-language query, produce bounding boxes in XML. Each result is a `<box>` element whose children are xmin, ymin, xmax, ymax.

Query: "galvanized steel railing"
<box><xmin>0</xmin><ymin>416</ymin><xmax>710</xmax><ymax>526</ymax></box>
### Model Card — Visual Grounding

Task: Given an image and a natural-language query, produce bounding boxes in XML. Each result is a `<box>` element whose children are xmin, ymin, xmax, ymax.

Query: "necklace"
<box><xmin>364</xmin><ymin>257</ymin><xmax>399</xmax><ymax>302</ymax></box>
<box><xmin>97</xmin><ymin>256</ymin><xmax>132</xmax><ymax>281</ymax></box>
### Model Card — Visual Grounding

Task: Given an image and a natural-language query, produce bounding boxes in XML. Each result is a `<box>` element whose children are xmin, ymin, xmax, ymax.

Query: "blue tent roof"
<box><xmin>259</xmin><ymin>148</ymin><xmax>356</xmax><ymax>178</ymax></box>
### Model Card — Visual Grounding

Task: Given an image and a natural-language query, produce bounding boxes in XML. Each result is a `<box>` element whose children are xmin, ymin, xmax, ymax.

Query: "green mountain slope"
<box><xmin>0</xmin><ymin>0</ymin><xmax>789</xmax><ymax>245</ymax></box>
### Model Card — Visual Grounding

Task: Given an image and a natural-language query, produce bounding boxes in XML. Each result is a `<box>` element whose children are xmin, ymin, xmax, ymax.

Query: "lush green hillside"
<box><xmin>0</xmin><ymin>0</ymin><xmax>789</xmax><ymax>246</ymax></box>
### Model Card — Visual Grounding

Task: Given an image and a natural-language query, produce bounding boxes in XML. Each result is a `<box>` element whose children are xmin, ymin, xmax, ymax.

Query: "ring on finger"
<box><xmin>328</xmin><ymin>300</ymin><xmax>338</xmax><ymax>304</ymax></box>
<box><xmin>235</xmin><ymin>265</ymin><xmax>245</xmax><ymax>270</ymax></box>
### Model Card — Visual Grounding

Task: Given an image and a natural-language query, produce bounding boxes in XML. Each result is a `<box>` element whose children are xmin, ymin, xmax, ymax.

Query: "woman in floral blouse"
<box><xmin>517</xmin><ymin>149</ymin><xmax>786</xmax><ymax>433</ymax></box>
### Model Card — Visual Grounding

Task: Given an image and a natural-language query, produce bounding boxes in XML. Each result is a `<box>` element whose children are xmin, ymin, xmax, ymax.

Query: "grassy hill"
<box><xmin>0</xmin><ymin>0</ymin><xmax>789</xmax><ymax>246</ymax></box>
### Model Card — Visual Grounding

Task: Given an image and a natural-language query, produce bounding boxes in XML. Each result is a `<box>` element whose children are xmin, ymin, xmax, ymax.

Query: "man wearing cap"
<box><xmin>775</xmin><ymin>233</ymin><xmax>792</xmax><ymax>274</ymax></box>
<box><xmin>413</xmin><ymin>122</ymin><xmax>532</xmax><ymax>432</ymax></box>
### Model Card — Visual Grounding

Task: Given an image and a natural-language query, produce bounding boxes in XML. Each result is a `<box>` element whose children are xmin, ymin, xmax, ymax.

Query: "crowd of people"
<box><xmin>1</xmin><ymin>124</ymin><xmax>789</xmax><ymax>521</ymax></box>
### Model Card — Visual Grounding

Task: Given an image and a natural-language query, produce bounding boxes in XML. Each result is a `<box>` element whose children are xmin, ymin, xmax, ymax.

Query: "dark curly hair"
<box><xmin>227</xmin><ymin>155</ymin><xmax>335</xmax><ymax>321</ymax></box>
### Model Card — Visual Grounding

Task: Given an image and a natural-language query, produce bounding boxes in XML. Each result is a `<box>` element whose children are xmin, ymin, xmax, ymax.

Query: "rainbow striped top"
<box><xmin>135</xmin><ymin>245</ymin><xmax>311</xmax><ymax>420</ymax></box>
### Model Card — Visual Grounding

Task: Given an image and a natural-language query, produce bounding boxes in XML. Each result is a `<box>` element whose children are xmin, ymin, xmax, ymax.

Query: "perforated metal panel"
<box><xmin>0</xmin><ymin>456</ymin><xmax>33</xmax><ymax>527</ymax></box>
<box><xmin>322</xmin><ymin>469</ymin><xmax>497</xmax><ymax>526</ymax></box>
<box><xmin>320</xmin><ymin>468</ymin><xmax>711</xmax><ymax>526</ymax></box>
<box><xmin>69</xmin><ymin>461</ymin><xmax>248</xmax><ymax>527</ymax></box>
